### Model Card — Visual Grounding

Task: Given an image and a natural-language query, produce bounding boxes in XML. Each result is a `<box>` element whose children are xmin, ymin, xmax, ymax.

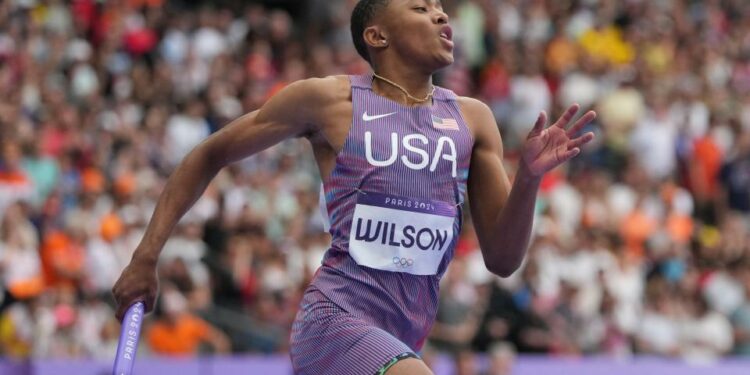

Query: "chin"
<box><xmin>434</xmin><ymin>54</ymin><xmax>454</xmax><ymax>70</ymax></box>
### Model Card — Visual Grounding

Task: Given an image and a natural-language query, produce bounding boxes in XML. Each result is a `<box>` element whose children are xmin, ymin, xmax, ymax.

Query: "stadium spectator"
<box><xmin>0</xmin><ymin>0</ymin><xmax>748</xmax><ymax>368</ymax></box>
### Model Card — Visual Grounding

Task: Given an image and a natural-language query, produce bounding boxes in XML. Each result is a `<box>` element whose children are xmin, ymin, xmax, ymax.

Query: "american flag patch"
<box><xmin>432</xmin><ymin>115</ymin><xmax>459</xmax><ymax>130</ymax></box>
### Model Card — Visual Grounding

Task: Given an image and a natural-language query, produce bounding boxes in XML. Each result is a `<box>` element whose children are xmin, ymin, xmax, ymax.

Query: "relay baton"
<box><xmin>113</xmin><ymin>302</ymin><xmax>145</xmax><ymax>375</ymax></box>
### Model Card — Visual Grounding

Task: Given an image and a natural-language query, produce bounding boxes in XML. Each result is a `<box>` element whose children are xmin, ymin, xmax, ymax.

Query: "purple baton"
<box><xmin>113</xmin><ymin>302</ymin><xmax>145</xmax><ymax>375</ymax></box>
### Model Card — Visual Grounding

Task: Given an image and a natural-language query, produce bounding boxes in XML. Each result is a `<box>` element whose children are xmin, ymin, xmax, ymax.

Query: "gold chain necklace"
<box><xmin>373</xmin><ymin>73</ymin><xmax>436</xmax><ymax>104</ymax></box>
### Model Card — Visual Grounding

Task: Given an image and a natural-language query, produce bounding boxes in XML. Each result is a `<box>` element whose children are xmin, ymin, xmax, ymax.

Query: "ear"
<box><xmin>363</xmin><ymin>25</ymin><xmax>389</xmax><ymax>49</ymax></box>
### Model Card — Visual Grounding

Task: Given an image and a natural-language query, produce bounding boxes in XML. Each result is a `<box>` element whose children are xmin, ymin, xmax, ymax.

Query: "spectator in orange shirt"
<box><xmin>620</xmin><ymin>194</ymin><xmax>658</xmax><ymax>258</ymax></box>
<box><xmin>147</xmin><ymin>283</ymin><xmax>230</xmax><ymax>356</ymax></box>
<box><xmin>40</xmin><ymin>227</ymin><xmax>86</xmax><ymax>290</ymax></box>
<box><xmin>690</xmin><ymin>134</ymin><xmax>723</xmax><ymax>223</ymax></box>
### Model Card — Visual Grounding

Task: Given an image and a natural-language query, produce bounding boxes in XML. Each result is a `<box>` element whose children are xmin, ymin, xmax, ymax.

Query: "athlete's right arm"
<box><xmin>112</xmin><ymin>77</ymin><xmax>343</xmax><ymax>320</ymax></box>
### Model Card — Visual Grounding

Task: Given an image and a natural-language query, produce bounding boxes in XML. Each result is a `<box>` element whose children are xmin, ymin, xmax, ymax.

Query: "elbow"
<box><xmin>495</xmin><ymin>267</ymin><xmax>518</xmax><ymax>278</ymax></box>
<box><xmin>479</xmin><ymin>240</ymin><xmax>529</xmax><ymax>278</ymax></box>
<box><xmin>485</xmin><ymin>261</ymin><xmax>520</xmax><ymax>278</ymax></box>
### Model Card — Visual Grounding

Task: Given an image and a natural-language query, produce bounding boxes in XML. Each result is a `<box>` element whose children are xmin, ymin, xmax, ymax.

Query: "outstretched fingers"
<box><xmin>559</xmin><ymin>147</ymin><xmax>581</xmax><ymax>163</ymax></box>
<box><xmin>567</xmin><ymin>131</ymin><xmax>595</xmax><ymax>149</ymax></box>
<box><xmin>566</xmin><ymin>110</ymin><xmax>597</xmax><ymax>137</ymax></box>
<box><xmin>530</xmin><ymin>111</ymin><xmax>548</xmax><ymax>135</ymax></box>
<box><xmin>554</xmin><ymin>104</ymin><xmax>580</xmax><ymax>128</ymax></box>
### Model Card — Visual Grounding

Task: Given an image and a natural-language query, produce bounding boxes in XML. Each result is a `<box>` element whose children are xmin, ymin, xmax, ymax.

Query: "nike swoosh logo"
<box><xmin>362</xmin><ymin>111</ymin><xmax>397</xmax><ymax>121</ymax></box>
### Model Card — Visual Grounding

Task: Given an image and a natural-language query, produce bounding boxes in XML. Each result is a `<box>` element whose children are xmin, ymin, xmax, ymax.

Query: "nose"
<box><xmin>434</xmin><ymin>10</ymin><xmax>449</xmax><ymax>24</ymax></box>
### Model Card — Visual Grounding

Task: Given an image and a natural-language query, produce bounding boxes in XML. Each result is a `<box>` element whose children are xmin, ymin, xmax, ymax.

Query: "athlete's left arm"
<box><xmin>460</xmin><ymin>98</ymin><xmax>595</xmax><ymax>277</ymax></box>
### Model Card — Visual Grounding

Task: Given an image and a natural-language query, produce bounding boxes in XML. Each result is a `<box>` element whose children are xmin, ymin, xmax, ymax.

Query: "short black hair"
<box><xmin>351</xmin><ymin>0</ymin><xmax>390</xmax><ymax>64</ymax></box>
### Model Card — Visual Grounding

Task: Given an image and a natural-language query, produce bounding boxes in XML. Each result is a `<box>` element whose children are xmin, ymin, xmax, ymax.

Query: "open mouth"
<box><xmin>439</xmin><ymin>26</ymin><xmax>453</xmax><ymax>41</ymax></box>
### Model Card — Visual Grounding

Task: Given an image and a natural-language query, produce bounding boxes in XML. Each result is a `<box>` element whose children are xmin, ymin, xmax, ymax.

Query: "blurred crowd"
<box><xmin>1</xmin><ymin>0</ymin><xmax>750</xmax><ymax>373</ymax></box>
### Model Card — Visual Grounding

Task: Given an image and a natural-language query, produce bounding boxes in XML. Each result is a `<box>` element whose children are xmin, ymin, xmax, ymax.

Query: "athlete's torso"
<box><xmin>306</xmin><ymin>74</ymin><xmax>474</xmax><ymax>349</ymax></box>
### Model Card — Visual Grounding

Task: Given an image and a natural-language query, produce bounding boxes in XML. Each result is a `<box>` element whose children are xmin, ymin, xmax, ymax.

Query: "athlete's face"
<box><xmin>379</xmin><ymin>0</ymin><xmax>453</xmax><ymax>69</ymax></box>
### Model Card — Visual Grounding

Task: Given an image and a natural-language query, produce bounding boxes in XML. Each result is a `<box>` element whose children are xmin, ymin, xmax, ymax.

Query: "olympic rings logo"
<box><xmin>393</xmin><ymin>257</ymin><xmax>414</xmax><ymax>268</ymax></box>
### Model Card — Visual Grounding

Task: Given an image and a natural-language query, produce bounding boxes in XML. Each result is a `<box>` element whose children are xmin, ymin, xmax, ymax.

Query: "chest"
<box><xmin>312</xmin><ymin>101</ymin><xmax>473</xmax><ymax>181</ymax></box>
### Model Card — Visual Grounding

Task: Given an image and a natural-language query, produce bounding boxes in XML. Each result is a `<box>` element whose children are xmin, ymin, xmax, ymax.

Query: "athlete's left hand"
<box><xmin>521</xmin><ymin>103</ymin><xmax>596</xmax><ymax>177</ymax></box>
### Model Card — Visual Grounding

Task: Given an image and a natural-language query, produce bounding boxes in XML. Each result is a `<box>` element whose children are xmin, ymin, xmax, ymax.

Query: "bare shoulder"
<box><xmin>290</xmin><ymin>75</ymin><xmax>351</xmax><ymax>104</ymax></box>
<box><xmin>456</xmin><ymin>96</ymin><xmax>497</xmax><ymax>140</ymax></box>
<box><xmin>256</xmin><ymin>75</ymin><xmax>351</xmax><ymax>131</ymax></box>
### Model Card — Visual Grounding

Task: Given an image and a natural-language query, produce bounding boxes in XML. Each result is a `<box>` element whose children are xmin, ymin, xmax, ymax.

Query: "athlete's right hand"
<box><xmin>112</xmin><ymin>256</ymin><xmax>159</xmax><ymax>321</ymax></box>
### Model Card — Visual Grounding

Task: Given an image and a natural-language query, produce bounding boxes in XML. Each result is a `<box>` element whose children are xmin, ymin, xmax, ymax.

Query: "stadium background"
<box><xmin>1</xmin><ymin>0</ymin><xmax>750</xmax><ymax>374</ymax></box>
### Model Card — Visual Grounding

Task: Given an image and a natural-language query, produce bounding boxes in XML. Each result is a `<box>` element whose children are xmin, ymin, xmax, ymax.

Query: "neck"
<box><xmin>371</xmin><ymin>60</ymin><xmax>434</xmax><ymax>106</ymax></box>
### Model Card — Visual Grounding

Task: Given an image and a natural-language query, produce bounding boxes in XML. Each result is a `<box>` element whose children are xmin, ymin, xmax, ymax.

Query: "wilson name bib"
<box><xmin>349</xmin><ymin>192</ymin><xmax>457</xmax><ymax>275</ymax></box>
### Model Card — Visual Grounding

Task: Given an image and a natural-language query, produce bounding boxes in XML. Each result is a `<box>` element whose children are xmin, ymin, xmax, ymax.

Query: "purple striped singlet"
<box><xmin>290</xmin><ymin>74</ymin><xmax>474</xmax><ymax>374</ymax></box>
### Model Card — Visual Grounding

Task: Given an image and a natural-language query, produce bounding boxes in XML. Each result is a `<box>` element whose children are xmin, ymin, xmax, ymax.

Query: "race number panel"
<box><xmin>349</xmin><ymin>192</ymin><xmax>456</xmax><ymax>275</ymax></box>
